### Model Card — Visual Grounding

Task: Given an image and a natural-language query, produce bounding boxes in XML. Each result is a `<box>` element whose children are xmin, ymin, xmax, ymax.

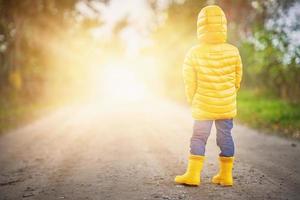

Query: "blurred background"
<box><xmin>0</xmin><ymin>0</ymin><xmax>299</xmax><ymax>138</ymax></box>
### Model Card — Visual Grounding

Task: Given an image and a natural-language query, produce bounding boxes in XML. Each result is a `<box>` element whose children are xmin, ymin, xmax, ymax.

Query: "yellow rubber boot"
<box><xmin>175</xmin><ymin>155</ymin><xmax>205</xmax><ymax>186</ymax></box>
<box><xmin>212</xmin><ymin>156</ymin><xmax>234</xmax><ymax>186</ymax></box>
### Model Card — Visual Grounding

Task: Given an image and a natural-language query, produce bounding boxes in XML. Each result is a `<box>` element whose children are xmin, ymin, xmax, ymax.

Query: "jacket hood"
<box><xmin>197</xmin><ymin>5</ymin><xmax>227</xmax><ymax>43</ymax></box>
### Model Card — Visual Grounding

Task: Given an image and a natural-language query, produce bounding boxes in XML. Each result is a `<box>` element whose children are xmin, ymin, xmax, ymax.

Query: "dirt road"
<box><xmin>0</xmin><ymin>98</ymin><xmax>299</xmax><ymax>200</ymax></box>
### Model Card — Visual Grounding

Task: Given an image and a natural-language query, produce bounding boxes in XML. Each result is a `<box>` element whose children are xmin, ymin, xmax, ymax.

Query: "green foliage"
<box><xmin>237</xmin><ymin>90</ymin><xmax>300</xmax><ymax>139</ymax></box>
<box><xmin>240</xmin><ymin>27</ymin><xmax>300</xmax><ymax>102</ymax></box>
<box><xmin>0</xmin><ymin>96</ymin><xmax>58</xmax><ymax>133</ymax></box>
<box><xmin>0</xmin><ymin>0</ymin><xmax>78</xmax><ymax>98</ymax></box>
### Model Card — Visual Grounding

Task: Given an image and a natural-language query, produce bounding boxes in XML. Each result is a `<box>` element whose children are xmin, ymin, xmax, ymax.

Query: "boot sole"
<box><xmin>220</xmin><ymin>182</ymin><xmax>233</xmax><ymax>187</ymax></box>
<box><xmin>212</xmin><ymin>181</ymin><xmax>233</xmax><ymax>186</ymax></box>
<box><xmin>212</xmin><ymin>178</ymin><xmax>233</xmax><ymax>186</ymax></box>
<box><xmin>175</xmin><ymin>180</ymin><xmax>200</xmax><ymax>186</ymax></box>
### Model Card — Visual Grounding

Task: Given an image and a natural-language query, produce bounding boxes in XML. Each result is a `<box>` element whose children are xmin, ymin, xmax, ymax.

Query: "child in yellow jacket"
<box><xmin>175</xmin><ymin>5</ymin><xmax>243</xmax><ymax>186</ymax></box>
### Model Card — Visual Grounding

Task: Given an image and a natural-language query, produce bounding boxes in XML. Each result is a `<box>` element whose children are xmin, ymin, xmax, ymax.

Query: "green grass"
<box><xmin>237</xmin><ymin>90</ymin><xmax>300</xmax><ymax>139</ymax></box>
<box><xmin>0</xmin><ymin>99</ymin><xmax>58</xmax><ymax>134</ymax></box>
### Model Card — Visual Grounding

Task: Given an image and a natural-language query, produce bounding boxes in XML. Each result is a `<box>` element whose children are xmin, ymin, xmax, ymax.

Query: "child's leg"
<box><xmin>213</xmin><ymin>119</ymin><xmax>235</xmax><ymax>186</ymax></box>
<box><xmin>174</xmin><ymin>120</ymin><xmax>212</xmax><ymax>186</ymax></box>
<box><xmin>215</xmin><ymin>119</ymin><xmax>234</xmax><ymax>157</ymax></box>
<box><xmin>190</xmin><ymin>120</ymin><xmax>213</xmax><ymax>156</ymax></box>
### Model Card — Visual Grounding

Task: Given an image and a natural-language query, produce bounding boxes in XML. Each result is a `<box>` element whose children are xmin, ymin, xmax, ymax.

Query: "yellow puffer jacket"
<box><xmin>183</xmin><ymin>5</ymin><xmax>242</xmax><ymax>120</ymax></box>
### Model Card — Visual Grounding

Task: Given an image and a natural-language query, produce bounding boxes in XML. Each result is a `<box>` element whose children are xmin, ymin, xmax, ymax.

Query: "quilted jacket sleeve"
<box><xmin>235</xmin><ymin>52</ymin><xmax>243</xmax><ymax>91</ymax></box>
<box><xmin>183</xmin><ymin>49</ymin><xmax>197</xmax><ymax>105</ymax></box>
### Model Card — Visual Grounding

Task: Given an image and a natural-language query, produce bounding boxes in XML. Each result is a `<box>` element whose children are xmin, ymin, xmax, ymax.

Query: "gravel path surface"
<box><xmin>0</xmin><ymin>98</ymin><xmax>299</xmax><ymax>200</ymax></box>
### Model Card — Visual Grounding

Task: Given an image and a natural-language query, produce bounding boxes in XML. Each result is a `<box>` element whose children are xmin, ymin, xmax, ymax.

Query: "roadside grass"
<box><xmin>0</xmin><ymin>99</ymin><xmax>59</xmax><ymax>134</ymax></box>
<box><xmin>237</xmin><ymin>90</ymin><xmax>300</xmax><ymax>139</ymax></box>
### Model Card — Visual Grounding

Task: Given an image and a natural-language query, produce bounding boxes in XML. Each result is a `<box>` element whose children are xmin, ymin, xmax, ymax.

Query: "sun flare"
<box><xmin>87</xmin><ymin>61</ymin><xmax>147</xmax><ymax>103</ymax></box>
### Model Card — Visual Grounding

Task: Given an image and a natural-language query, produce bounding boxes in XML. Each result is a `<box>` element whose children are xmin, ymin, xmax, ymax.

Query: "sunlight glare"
<box><xmin>89</xmin><ymin>61</ymin><xmax>147</xmax><ymax>103</ymax></box>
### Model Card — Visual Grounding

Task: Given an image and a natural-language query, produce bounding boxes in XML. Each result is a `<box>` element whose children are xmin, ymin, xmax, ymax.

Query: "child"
<box><xmin>175</xmin><ymin>5</ymin><xmax>242</xmax><ymax>186</ymax></box>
